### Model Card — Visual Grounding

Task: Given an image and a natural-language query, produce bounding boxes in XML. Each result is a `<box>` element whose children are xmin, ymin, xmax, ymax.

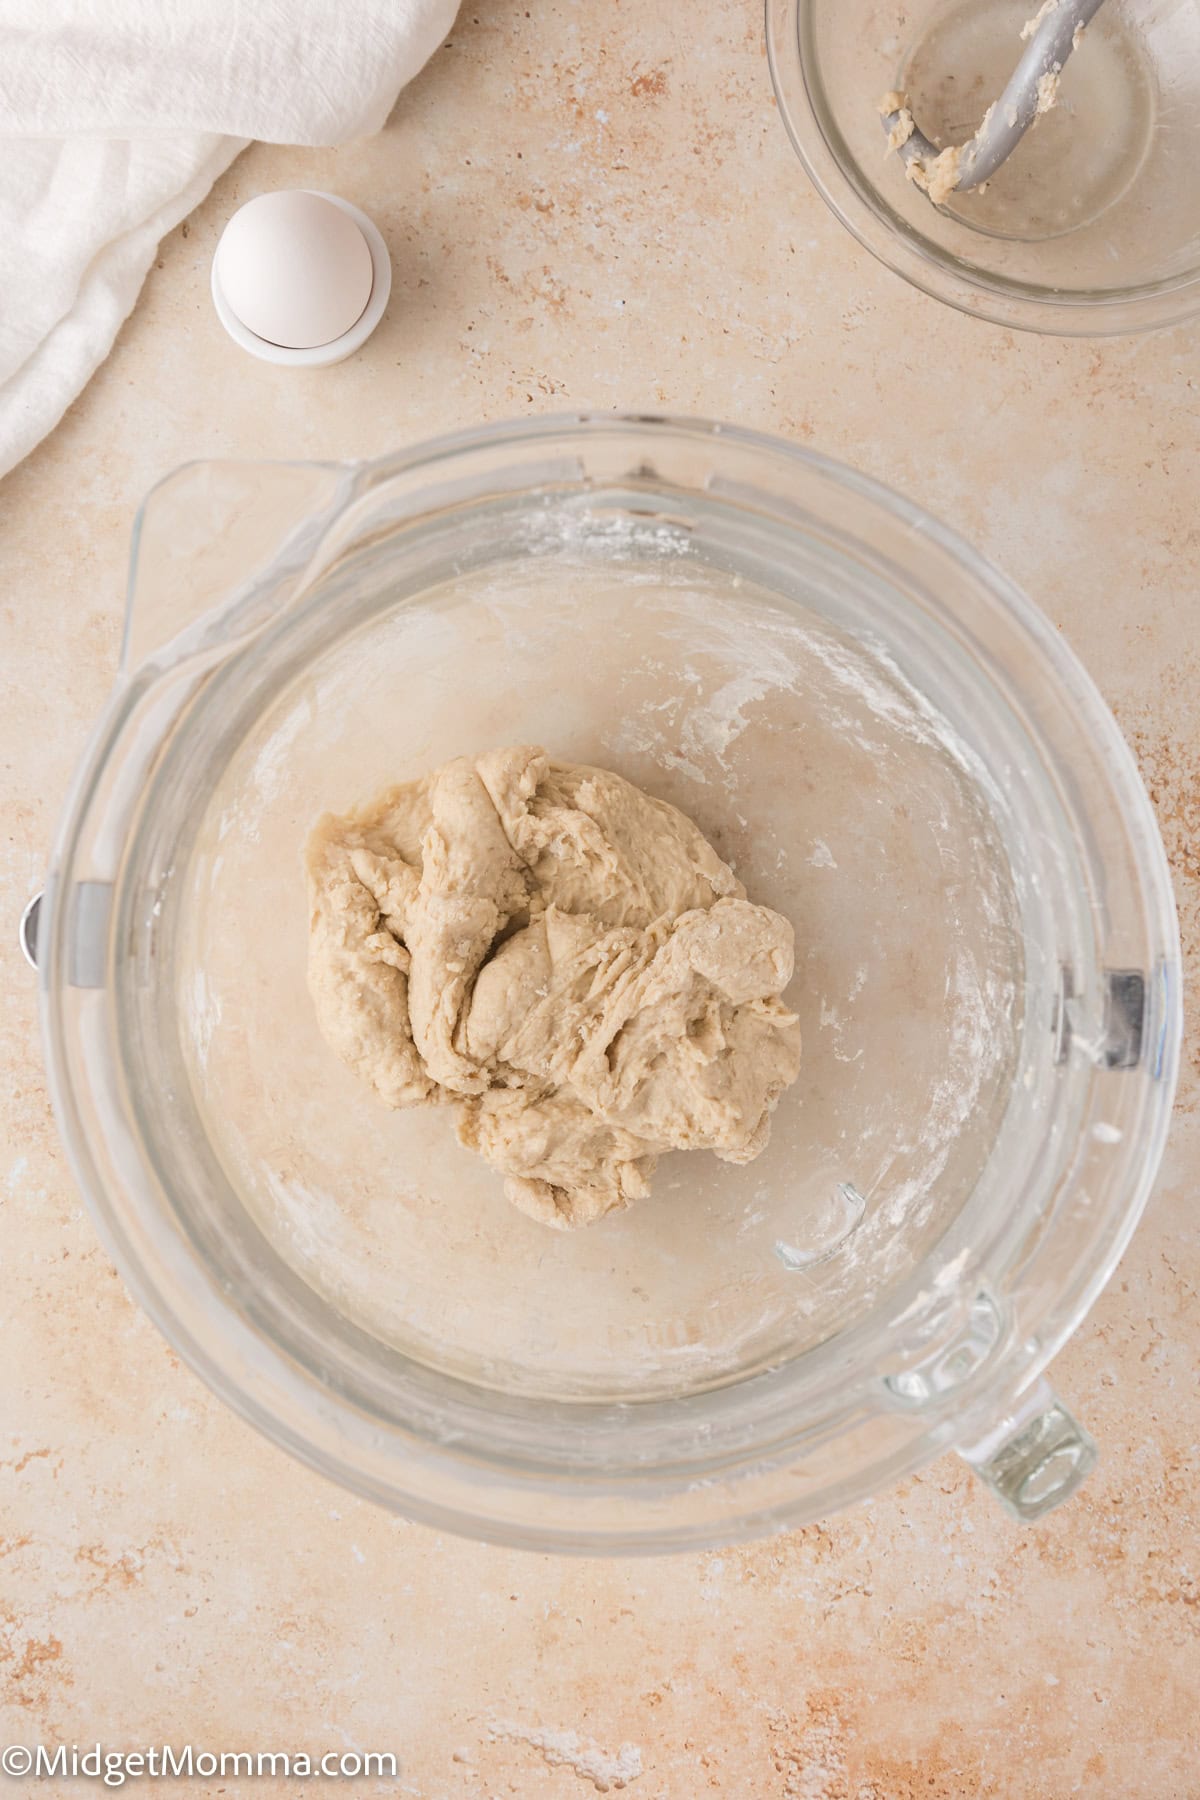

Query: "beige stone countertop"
<box><xmin>2</xmin><ymin>2</ymin><xmax>1198</xmax><ymax>1795</ymax></box>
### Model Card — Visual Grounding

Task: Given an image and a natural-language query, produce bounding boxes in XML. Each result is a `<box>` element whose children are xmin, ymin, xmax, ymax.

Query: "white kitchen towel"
<box><xmin>0</xmin><ymin>0</ymin><xmax>458</xmax><ymax>481</ymax></box>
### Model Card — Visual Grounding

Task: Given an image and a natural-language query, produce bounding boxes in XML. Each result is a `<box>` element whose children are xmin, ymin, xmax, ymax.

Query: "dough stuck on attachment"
<box><xmin>306</xmin><ymin>747</ymin><xmax>803</xmax><ymax>1229</ymax></box>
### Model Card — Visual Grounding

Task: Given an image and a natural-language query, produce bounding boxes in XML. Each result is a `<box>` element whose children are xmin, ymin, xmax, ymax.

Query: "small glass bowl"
<box><xmin>766</xmin><ymin>0</ymin><xmax>1200</xmax><ymax>334</ymax></box>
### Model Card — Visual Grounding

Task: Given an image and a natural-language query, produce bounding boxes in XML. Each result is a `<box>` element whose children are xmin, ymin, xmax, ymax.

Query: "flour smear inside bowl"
<box><xmin>179</xmin><ymin>534</ymin><xmax>1019</xmax><ymax>1400</ymax></box>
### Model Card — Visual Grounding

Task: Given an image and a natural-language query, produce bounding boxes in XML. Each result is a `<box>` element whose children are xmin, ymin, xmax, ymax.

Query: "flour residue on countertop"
<box><xmin>489</xmin><ymin>1720</ymin><xmax>644</xmax><ymax>1791</ymax></box>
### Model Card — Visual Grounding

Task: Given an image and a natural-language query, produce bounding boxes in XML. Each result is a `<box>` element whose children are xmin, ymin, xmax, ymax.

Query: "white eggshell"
<box><xmin>215</xmin><ymin>191</ymin><xmax>375</xmax><ymax>350</ymax></box>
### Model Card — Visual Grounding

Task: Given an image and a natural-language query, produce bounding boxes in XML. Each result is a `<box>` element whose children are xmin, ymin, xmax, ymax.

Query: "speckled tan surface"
<box><xmin>2</xmin><ymin>2</ymin><xmax>1199</xmax><ymax>1795</ymax></box>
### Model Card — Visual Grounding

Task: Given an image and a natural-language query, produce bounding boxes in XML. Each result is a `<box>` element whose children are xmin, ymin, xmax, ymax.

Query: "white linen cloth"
<box><xmin>0</xmin><ymin>0</ymin><xmax>457</xmax><ymax>479</ymax></box>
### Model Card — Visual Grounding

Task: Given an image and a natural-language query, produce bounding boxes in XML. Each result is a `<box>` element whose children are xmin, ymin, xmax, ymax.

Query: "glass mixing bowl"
<box><xmin>766</xmin><ymin>0</ymin><xmax>1200</xmax><ymax>334</ymax></box>
<box><xmin>37</xmin><ymin>416</ymin><xmax>1180</xmax><ymax>1550</ymax></box>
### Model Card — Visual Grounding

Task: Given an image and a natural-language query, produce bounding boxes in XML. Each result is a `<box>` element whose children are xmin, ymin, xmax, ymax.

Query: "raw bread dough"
<box><xmin>306</xmin><ymin>746</ymin><xmax>802</xmax><ymax>1229</ymax></box>
<box><xmin>877</xmin><ymin>89</ymin><xmax>963</xmax><ymax>204</ymax></box>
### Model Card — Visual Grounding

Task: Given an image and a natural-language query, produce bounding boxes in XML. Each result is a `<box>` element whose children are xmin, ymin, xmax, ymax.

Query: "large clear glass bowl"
<box><xmin>766</xmin><ymin>0</ymin><xmax>1200</xmax><ymax>334</ymax></box>
<box><xmin>39</xmin><ymin>416</ymin><xmax>1180</xmax><ymax>1549</ymax></box>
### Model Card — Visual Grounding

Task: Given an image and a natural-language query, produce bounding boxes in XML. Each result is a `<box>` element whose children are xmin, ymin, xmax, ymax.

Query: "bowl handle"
<box><xmin>955</xmin><ymin>1380</ymin><xmax>1098</xmax><ymax>1521</ymax></box>
<box><xmin>121</xmin><ymin>458</ymin><xmax>354</xmax><ymax>673</ymax></box>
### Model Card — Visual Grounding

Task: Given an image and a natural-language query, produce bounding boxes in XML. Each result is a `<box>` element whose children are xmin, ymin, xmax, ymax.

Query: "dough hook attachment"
<box><xmin>880</xmin><ymin>0</ymin><xmax>1107</xmax><ymax>201</ymax></box>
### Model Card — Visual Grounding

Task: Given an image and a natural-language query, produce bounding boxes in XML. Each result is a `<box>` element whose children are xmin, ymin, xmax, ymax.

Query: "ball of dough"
<box><xmin>306</xmin><ymin>746</ymin><xmax>802</xmax><ymax>1229</ymax></box>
